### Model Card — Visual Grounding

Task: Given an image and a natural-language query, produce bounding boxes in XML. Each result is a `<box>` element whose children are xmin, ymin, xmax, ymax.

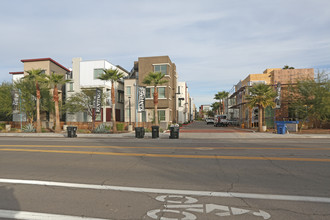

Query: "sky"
<box><xmin>1</xmin><ymin>0</ymin><xmax>330</xmax><ymax>108</ymax></box>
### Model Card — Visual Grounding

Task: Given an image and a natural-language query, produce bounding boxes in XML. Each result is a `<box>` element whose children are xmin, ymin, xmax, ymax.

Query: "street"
<box><xmin>0</xmin><ymin>122</ymin><xmax>330</xmax><ymax>219</ymax></box>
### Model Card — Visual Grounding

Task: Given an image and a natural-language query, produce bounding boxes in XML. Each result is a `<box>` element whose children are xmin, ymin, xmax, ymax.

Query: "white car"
<box><xmin>205</xmin><ymin>118</ymin><xmax>214</xmax><ymax>124</ymax></box>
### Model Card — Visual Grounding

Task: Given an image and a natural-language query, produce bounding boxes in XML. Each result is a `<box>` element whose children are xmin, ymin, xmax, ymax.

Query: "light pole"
<box><xmin>128</xmin><ymin>96</ymin><xmax>131</xmax><ymax>126</ymax></box>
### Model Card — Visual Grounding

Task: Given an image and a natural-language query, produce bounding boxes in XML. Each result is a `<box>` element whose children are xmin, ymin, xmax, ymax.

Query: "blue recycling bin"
<box><xmin>276</xmin><ymin>122</ymin><xmax>286</xmax><ymax>134</ymax></box>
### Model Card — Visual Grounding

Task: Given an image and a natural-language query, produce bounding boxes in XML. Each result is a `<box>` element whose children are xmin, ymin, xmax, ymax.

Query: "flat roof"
<box><xmin>21</xmin><ymin>58</ymin><xmax>70</xmax><ymax>72</ymax></box>
<box><xmin>9</xmin><ymin>71</ymin><xmax>24</xmax><ymax>75</ymax></box>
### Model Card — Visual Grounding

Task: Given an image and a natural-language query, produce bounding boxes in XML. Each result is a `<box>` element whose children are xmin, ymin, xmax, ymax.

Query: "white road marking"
<box><xmin>150</xmin><ymin>195</ymin><xmax>271</xmax><ymax>219</ymax></box>
<box><xmin>0</xmin><ymin>209</ymin><xmax>109</xmax><ymax>220</ymax></box>
<box><xmin>1</xmin><ymin>178</ymin><xmax>330</xmax><ymax>203</ymax></box>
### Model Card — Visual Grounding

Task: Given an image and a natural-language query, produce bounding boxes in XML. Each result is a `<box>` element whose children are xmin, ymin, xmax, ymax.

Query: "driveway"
<box><xmin>179</xmin><ymin>121</ymin><xmax>250</xmax><ymax>133</ymax></box>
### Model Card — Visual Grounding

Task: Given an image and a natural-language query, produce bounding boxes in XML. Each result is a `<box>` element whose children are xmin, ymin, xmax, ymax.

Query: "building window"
<box><xmin>154</xmin><ymin>65</ymin><xmax>167</xmax><ymax>75</ymax></box>
<box><xmin>178</xmin><ymin>86</ymin><xmax>180</xmax><ymax>94</ymax></box>
<box><xmin>179</xmin><ymin>99</ymin><xmax>182</xmax><ymax>107</ymax></box>
<box><xmin>94</xmin><ymin>69</ymin><xmax>103</xmax><ymax>79</ymax></box>
<box><xmin>146</xmin><ymin>87</ymin><xmax>154</xmax><ymax>98</ymax></box>
<box><xmin>118</xmin><ymin>90</ymin><xmax>124</xmax><ymax>103</ymax></box>
<box><xmin>146</xmin><ymin>87</ymin><xmax>166</xmax><ymax>99</ymax></box>
<box><xmin>126</xmin><ymin>86</ymin><xmax>131</xmax><ymax>95</ymax></box>
<box><xmin>69</xmin><ymin>82</ymin><xmax>74</xmax><ymax>92</ymax></box>
<box><xmin>158</xmin><ymin>110</ymin><xmax>166</xmax><ymax>121</ymax></box>
<box><xmin>158</xmin><ymin>87</ymin><xmax>165</xmax><ymax>98</ymax></box>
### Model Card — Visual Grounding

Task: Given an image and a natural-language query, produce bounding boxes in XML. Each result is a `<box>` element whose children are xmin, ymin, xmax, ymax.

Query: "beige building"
<box><xmin>10</xmin><ymin>58</ymin><xmax>70</xmax><ymax>127</ymax></box>
<box><xmin>124</xmin><ymin>56</ymin><xmax>178</xmax><ymax>129</ymax></box>
<box><xmin>229</xmin><ymin>68</ymin><xmax>314</xmax><ymax>128</ymax></box>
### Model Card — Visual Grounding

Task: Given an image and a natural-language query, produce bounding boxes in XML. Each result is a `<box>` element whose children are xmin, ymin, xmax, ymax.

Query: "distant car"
<box><xmin>214</xmin><ymin>115</ymin><xmax>229</xmax><ymax>127</ymax></box>
<box><xmin>205</xmin><ymin>118</ymin><xmax>214</xmax><ymax>124</ymax></box>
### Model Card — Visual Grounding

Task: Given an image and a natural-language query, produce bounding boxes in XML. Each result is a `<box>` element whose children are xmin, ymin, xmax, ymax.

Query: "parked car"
<box><xmin>214</xmin><ymin>115</ymin><xmax>229</xmax><ymax>127</ymax></box>
<box><xmin>205</xmin><ymin>118</ymin><xmax>214</xmax><ymax>124</ymax></box>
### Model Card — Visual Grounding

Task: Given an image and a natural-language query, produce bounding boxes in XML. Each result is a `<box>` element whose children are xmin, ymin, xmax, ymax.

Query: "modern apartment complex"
<box><xmin>67</xmin><ymin>57</ymin><xmax>129</xmax><ymax>123</ymax></box>
<box><xmin>10</xmin><ymin>56</ymin><xmax>194</xmax><ymax>130</ymax></box>
<box><xmin>228</xmin><ymin>68</ymin><xmax>314</xmax><ymax>128</ymax></box>
<box><xmin>10</xmin><ymin>58</ymin><xmax>70</xmax><ymax>127</ymax></box>
<box><xmin>124</xmin><ymin>56</ymin><xmax>178</xmax><ymax>129</ymax></box>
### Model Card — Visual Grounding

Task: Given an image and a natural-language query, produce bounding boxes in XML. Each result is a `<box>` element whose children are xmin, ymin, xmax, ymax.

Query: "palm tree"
<box><xmin>23</xmin><ymin>68</ymin><xmax>46</xmax><ymax>133</ymax></box>
<box><xmin>246</xmin><ymin>83</ymin><xmax>276</xmax><ymax>132</ymax></box>
<box><xmin>214</xmin><ymin>91</ymin><xmax>229</xmax><ymax>115</ymax></box>
<box><xmin>98</xmin><ymin>68</ymin><xmax>124</xmax><ymax>133</ymax></box>
<box><xmin>46</xmin><ymin>73</ymin><xmax>70</xmax><ymax>133</ymax></box>
<box><xmin>142</xmin><ymin>72</ymin><xmax>168</xmax><ymax>126</ymax></box>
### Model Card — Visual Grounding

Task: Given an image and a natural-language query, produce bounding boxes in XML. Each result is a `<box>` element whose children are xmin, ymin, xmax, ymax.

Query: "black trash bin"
<box><xmin>67</xmin><ymin>126</ymin><xmax>77</xmax><ymax>138</ymax></box>
<box><xmin>152</xmin><ymin>126</ymin><xmax>159</xmax><ymax>139</ymax></box>
<box><xmin>135</xmin><ymin>127</ymin><xmax>145</xmax><ymax>138</ymax></box>
<box><xmin>169</xmin><ymin>126</ymin><xmax>179</xmax><ymax>139</ymax></box>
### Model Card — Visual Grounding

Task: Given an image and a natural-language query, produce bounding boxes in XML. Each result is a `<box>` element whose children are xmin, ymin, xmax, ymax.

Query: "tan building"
<box><xmin>126</xmin><ymin>56</ymin><xmax>178</xmax><ymax>129</ymax></box>
<box><xmin>229</xmin><ymin>68</ymin><xmax>314</xmax><ymax>129</ymax></box>
<box><xmin>10</xmin><ymin>58</ymin><xmax>70</xmax><ymax>127</ymax></box>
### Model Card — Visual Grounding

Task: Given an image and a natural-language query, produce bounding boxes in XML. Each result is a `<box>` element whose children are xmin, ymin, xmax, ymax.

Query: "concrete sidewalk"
<box><xmin>0</xmin><ymin>131</ymin><xmax>329</xmax><ymax>139</ymax></box>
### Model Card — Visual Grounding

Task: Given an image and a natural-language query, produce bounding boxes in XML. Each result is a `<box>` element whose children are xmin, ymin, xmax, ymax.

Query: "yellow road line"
<box><xmin>1</xmin><ymin>148</ymin><xmax>330</xmax><ymax>162</ymax></box>
<box><xmin>0</xmin><ymin>145</ymin><xmax>329</xmax><ymax>151</ymax></box>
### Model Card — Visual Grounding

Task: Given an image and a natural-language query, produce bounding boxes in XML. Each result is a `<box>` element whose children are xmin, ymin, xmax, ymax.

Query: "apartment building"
<box><xmin>67</xmin><ymin>57</ymin><xmax>129</xmax><ymax>123</ymax></box>
<box><xmin>124</xmin><ymin>56</ymin><xmax>178</xmax><ymax>129</ymax></box>
<box><xmin>229</xmin><ymin>68</ymin><xmax>314</xmax><ymax>128</ymax></box>
<box><xmin>9</xmin><ymin>58</ymin><xmax>70</xmax><ymax>127</ymax></box>
<box><xmin>199</xmin><ymin>104</ymin><xmax>211</xmax><ymax>119</ymax></box>
<box><xmin>176</xmin><ymin>82</ymin><xmax>189</xmax><ymax>124</ymax></box>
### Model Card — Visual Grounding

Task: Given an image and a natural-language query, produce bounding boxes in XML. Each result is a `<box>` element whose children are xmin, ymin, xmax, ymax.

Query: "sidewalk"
<box><xmin>0</xmin><ymin>131</ymin><xmax>329</xmax><ymax>139</ymax></box>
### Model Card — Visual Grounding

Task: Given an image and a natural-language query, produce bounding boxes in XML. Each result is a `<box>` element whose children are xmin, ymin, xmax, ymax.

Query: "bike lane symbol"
<box><xmin>147</xmin><ymin>195</ymin><xmax>271</xmax><ymax>220</ymax></box>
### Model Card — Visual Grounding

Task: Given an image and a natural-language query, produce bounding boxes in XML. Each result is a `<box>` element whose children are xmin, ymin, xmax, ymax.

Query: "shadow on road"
<box><xmin>0</xmin><ymin>185</ymin><xmax>20</xmax><ymax>213</ymax></box>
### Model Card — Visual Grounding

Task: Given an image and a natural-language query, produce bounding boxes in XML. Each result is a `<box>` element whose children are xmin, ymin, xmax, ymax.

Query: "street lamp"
<box><xmin>128</xmin><ymin>96</ymin><xmax>131</xmax><ymax>126</ymax></box>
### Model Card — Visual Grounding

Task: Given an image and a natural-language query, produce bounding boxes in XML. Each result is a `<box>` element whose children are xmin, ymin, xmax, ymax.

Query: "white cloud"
<box><xmin>1</xmin><ymin>0</ymin><xmax>330</xmax><ymax>107</ymax></box>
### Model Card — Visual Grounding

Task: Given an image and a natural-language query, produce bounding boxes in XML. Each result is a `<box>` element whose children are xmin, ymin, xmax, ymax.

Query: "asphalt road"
<box><xmin>0</xmin><ymin>131</ymin><xmax>330</xmax><ymax>219</ymax></box>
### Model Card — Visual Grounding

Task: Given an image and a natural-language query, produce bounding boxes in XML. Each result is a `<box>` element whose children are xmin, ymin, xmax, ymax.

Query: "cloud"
<box><xmin>1</xmin><ymin>0</ymin><xmax>330</xmax><ymax>108</ymax></box>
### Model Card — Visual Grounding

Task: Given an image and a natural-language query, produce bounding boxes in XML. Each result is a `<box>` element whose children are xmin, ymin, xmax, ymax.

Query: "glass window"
<box><xmin>118</xmin><ymin>91</ymin><xmax>124</xmax><ymax>103</ymax></box>
<box><xmin>146</xmin><ymin>88</ymin><xmax>154</xmax><ymax>98</ymax></box>
<box><xmin>179</xmin><ymin>99</ymin><xmax>182</xmax><ymax>107</ymax></box>
<box><xmin>94</xmin><ymin>69</ymin><xmax>103</xmax><ymax>79</ymax></box>
<box><xmin>69</xmin><ymin>82</ymin><xmax>74</xmax><ymax>92</ymax></box>
<box><xmin>158</xmin><ymin>87</ymin><xmax>165</xmax><ymax>98</ymax></box>
<box><xmin>158</xmin><ymin>110</ymin><xmax>165</xmax><ymax>121</ymax></box>
<box><xmin>146</xmin><ymin>87</ymin><xmax>165</xmax><ymax>98</ymax></box>
<box><xmin>154</xmin><ymin>65</ymin><xmax>167</xmax><ymax>75</ymax></box>
<box><xmin>126</xmin><ymin>86</ymin><xmax>131</xmax><ymax>95</ymax></box>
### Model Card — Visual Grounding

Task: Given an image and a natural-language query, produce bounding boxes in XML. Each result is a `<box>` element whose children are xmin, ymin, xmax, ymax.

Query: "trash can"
<box><xmin>152</xmin><ymin>126</ymin><xmax>159</xmax><ymax>139</ymax></box>
<box><xmin>67</xmin><ymin>126</ymin><xmax>77</xmax><ymax>138</ymax></box>
<box><xmin>169</xmin><ymin>126</ymin><xmax>179</xmax><ymax>139</ymax></box>
<box><xmin>135</xmin><ymin>127</ymin><xmax>145</xmax><ymax>138</ymax></box>
<box><xmin>276</xmin><ymin>122</ymin><xmax>286</xmax><ymax>134</ymax></box>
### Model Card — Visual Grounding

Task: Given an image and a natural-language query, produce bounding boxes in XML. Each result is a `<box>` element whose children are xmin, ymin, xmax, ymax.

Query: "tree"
<box><xmin>0</xmin><ymin>82</ymin><xmax>13</xmax><ymax>121</ymax></box>
<box><xmin>14</xmin><ymin>77</ymin><xmax>51</xmax><ymax>126</ymax></box>
<box><xmin>23</xmin><ymin>69</ymin><xmax>46</xmax><ymax>132</ymax></box>
<box><xmin>246</xmin><ymin>83</ymin><xmax>276</xmax><ymax>132</ymax></box>
<box><xmin>98</xmin><ymin>68</ymin><xmax>124</xmax><ymax>133</ymax></box>
<box><xmin>288</xmin><ymin>70</ymin><xmax>330</xmax><ymax>128</ymax></box>
<box><xmin>211</xmin><ymin>102</ymin><xmax>220</xmax><ymax>114</ymax></box>
<box><xmin>206</xmin><ymin>110</ymin><xmax>215</xmax><ymax>118</ymax></box>
<box><xmin>214</xmin><ymin>91</ymin><xmax>229</xmax><ymax>115</ymax></box>
<box><xmin>64</xmin><ymin>90</ymin><xmax>105</xmax><ymax>130</ymax></box>
<box><xmin>283</xmin><ymin>65</ymin><xmax>295</xmax><ymax>69</ymax></box>
<box><xmin>142</xmin><ymin>72</ymin><xmax>168</xmax><ymax>125</ymax></box>
<box><xmin>46</xmin><ymin>73</ymin><xmax>70</xmax><ymax>133</ymax></box>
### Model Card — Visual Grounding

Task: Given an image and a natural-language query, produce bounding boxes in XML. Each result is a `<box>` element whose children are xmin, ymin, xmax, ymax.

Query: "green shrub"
<box><xmin>22</xmin><ymin>124</ymin><xmax>35</xmax><ymax>133</ymax></box>
<box><xmin>93</xmin><ymin>123</ymin><xmax>110</xmax><ymax>133</ymax></box>
<box><xmin>116</xmin><ymin>123</ymin><xmax>124</xmax><ymax>131</ymax></box>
